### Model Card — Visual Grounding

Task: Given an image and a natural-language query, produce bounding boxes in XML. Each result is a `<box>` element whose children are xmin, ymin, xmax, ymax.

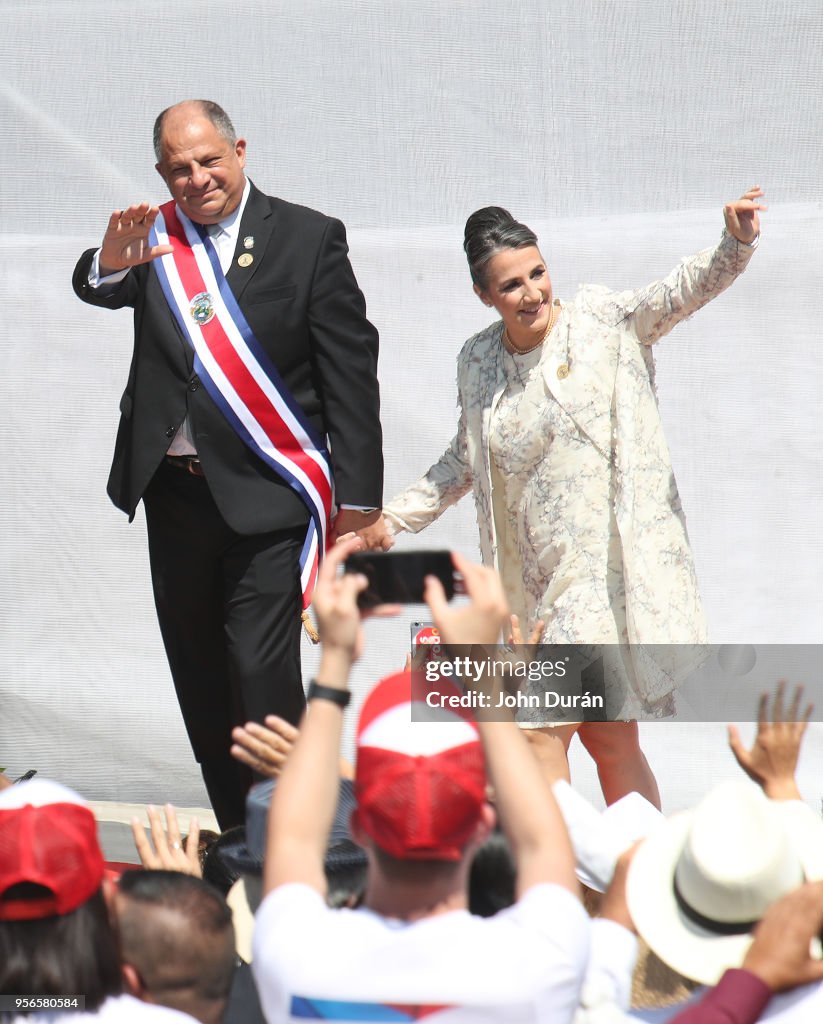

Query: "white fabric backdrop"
<box><xmin>2</xmin><ymin>0</ymin><xmax>822</xmax><ymax>811</ymax></box>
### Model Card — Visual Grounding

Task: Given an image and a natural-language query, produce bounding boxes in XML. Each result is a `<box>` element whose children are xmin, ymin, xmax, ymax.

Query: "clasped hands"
<box><xmin>331</xmin><ymin>508</ymin><xmax>394</xmax><ymax>551</ymax></box>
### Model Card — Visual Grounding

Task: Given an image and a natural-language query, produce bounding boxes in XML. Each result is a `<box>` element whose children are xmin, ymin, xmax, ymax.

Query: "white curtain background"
<box><xmin>2</xmin><ymin>0</ymin><xmax>822</xmax><ymax>811</ymax></box>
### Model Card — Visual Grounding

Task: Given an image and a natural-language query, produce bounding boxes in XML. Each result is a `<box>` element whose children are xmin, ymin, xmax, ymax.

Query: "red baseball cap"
<box><xmin>0</xmin><ymin>779</ymin><xmax>105</xmax><ymax>921</ymax></box>
<box><xmin>354</xmin><ymin>671</ymin><xmax>487</xmax><ymax>861</ymax></box>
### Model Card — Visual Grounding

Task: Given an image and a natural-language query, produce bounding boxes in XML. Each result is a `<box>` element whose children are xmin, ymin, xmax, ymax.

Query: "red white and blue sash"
<box><xmin>149</xmin><ymin>201</ymin><xmax>332</xmax><ymax>607</ymax></box>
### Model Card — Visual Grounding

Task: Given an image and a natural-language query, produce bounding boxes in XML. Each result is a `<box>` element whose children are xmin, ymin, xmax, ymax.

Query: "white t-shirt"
<box><xmin>8</xmin><ymin>994</ymin><xmax>198</xmax><ymax>1023</ymax></box>
<box><xmin>252</xmin><ymin>882</ymin><xmax>590</xmax><ymax>1023</ymax></box>
<box><xmin>575</xmin><ymin>919</ymin><xmax>639</xmax><ymax>1023</ymax></box>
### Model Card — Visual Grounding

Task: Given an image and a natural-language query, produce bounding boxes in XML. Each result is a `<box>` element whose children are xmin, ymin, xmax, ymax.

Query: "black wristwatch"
<box><xmin>306</xmin><ymin>679</ymin><xmax>351</xmax><ymax>708</ymax></box>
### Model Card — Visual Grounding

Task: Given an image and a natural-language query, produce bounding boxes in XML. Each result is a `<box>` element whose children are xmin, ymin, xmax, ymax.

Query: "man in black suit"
<box><xmin>73</xmin><ymin>100</ymin><xmax>388</xmax><ymax>828</ymax></box>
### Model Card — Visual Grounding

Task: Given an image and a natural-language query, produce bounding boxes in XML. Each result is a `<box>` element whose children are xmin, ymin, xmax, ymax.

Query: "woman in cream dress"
<box><xmin>383</xmin><ymin>189</ymin><xmax>764</xmax><ymax>806</ymax></box>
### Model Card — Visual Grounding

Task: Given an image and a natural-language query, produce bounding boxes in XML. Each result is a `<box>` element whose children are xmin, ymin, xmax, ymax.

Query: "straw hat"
<box><xmin>626</xmin><ymin>781</ymin><xmax>817</xmax><ymax>986</ymax></box>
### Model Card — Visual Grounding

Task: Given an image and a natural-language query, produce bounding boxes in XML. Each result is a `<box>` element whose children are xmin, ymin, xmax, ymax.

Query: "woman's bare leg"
<box><xmin>576</xmin><ymin>721</ymin><xmax>661</xmax><ymax>809</ymax></box>
<box><xmin>522</xmin><ymin>724</ymin><xmax>579</xmax><ymax>786</ymax></box>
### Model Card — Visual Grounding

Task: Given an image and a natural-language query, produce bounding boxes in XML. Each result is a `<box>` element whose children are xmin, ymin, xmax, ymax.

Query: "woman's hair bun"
<box><xmin>463</xmin><ymin>207</ymin><xmax>538</xmax><ymax>288</ymax></box>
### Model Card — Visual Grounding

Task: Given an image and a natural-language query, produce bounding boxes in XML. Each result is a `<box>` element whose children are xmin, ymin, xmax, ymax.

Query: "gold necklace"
<box><xmin>503</xmin><ymin>300</ymin><xmax>560</xmax><ymax>355</ymax></box>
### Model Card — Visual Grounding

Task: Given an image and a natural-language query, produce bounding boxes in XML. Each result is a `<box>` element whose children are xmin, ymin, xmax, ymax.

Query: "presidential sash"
<box><xmin>149</xmin><ymin>201</ymin><xmax>332</xmax><ymax>608</ymax></box>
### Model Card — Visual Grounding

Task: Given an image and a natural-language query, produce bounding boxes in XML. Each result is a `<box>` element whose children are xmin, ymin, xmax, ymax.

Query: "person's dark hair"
<box><xmin>468</xmin><ymin>828</ymin><xmax>516</xmax><ymax>917</ymax></box>
<box><xmin>117</xmin><ymin>869</ymin><xmax>235</xmax><ymax>1023</ymax></box>
<box><xmin>463</xmin><ymin>207</ymin><xmax>539</xmax><ymax>289</ymax></box>
<box><xmin>202</xmin><ymin>826</ymin><xmax>244</xmax><ymax>897</ymax></box>
<box><xmin>117</xmin><ymin>868</ymin><xmax>232</xmax><ymax>928</ymax></box>
<box><xmin>153</xmin><ymin>100</ymin><xmax>237</xmax><ymax>161</ymax></box>
<box><xmin>325</xmin><ymin>840</ymin><xmax>368</xmax><ymax>909</ymax></box>
<box><xmin>0</xmin><ymin>886</ymin><xmax>121</xmax><ymax>1017</ymax></box>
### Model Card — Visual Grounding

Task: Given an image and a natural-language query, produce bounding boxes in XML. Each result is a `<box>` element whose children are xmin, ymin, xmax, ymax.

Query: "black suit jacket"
<box><xmin>72</xmin><ymin>183</ymin><xmax>383</xmax><ymax>534</ymax></box>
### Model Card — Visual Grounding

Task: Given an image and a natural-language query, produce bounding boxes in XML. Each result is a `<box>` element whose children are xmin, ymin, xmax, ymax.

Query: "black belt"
<box><xmin>165</xmin><ymin>455</ymin><xmax>205</xmax><ymax>478</ymax></box>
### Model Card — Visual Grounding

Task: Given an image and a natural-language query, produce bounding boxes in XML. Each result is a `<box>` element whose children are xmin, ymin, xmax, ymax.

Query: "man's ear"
<box><xmin>235</xmin><ymin>138</ymin><xmax>247</xmax><ymax>168</ymax></box>
<box><xmin>101</xmin><ymin>875</ymin><xmax>118</xmax><ymax>913</ymax></box>
<box><xmin>474</xmin><ymin>802</ymin><xmax>496</xmax><ymax>846</ymax></box>
<box><xmin>121</xmin><ymin>962</ymin><xmax>145</xmax><ymax>998</ymax></box>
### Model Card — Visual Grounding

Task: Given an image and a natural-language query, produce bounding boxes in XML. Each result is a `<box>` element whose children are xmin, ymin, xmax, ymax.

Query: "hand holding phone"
<box><xmin>344</xmin><ymin>550</ymin><xmax>457</xmax><ymax>609</ymax></box>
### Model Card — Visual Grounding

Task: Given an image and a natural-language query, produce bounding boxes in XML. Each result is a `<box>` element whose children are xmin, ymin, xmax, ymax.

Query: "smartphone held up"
<box><xmin>343</xmin><ymin>550</ymin><xmax>458</xmax><ymax>609</ymax></box>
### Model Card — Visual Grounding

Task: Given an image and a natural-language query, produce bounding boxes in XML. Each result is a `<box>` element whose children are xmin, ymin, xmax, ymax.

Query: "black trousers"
<box><xmin>143</xmin><ymin>459</ymin><xmax>306</xmax><ymax>829</ymax></box>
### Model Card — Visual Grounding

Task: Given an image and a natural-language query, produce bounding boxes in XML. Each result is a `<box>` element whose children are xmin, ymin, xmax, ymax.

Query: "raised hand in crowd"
<box><xmin>424</xmin><ymin>551</ymin><xmax>508</xmax><ymax>648</ymax></box>
<box><xmin>742</xmin><ymin>879</ymin><xmax>823</xmax><ymax>993</ymax></box>
<box><xmin>131</xmin><ymin>803</ymin><xmax>202</xmax><ymax>877</ymax></box>
<box><xmin>313</xmin><ymin>536</ymin><xmax>367</xmax><ymax>664</ymax></box>
<box><xmin>507</xmin><ymin>613</ymin><xmax>545</xmax><ymax>651</ymax></box>
<box><xmin>722</xmin><ymin>185</ymin><xmax>767</xmax><ymax>244</ymax></box>
<box><xmin>667</xmin><ymin>881</ymin><xmax>823</xmax><ymax>1024</ymax></box>
<box><xmin>728</xmin><ymin>681</ymin><xmax>812</xmax><ymax>800</ymax></box>
<box><xmin>231</xmin><ymin>713</ymin><xmax>354</xmax><ymax>781</ymax></box>
<box><xmin>98</xmin><ymin>202</ymin><xmax>173</xmax><ymax>274</ymax></box>
<box><xmin>232</xmin><ymin>715</ymin><xmax>300</xmax><ymax>779</ymax></box>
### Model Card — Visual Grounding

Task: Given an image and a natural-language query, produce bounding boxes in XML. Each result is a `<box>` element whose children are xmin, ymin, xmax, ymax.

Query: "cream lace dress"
<box><xmin>491</xmin><ymin>333</ymin><xmax>636</xmax><ymax>722</ymax></box>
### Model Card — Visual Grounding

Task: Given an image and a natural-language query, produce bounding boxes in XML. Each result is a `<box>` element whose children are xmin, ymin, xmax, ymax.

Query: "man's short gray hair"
<box><xmin>153</xmin><ymin>100</ymin><xmax>237</xmax><ymax>161</ymax></box>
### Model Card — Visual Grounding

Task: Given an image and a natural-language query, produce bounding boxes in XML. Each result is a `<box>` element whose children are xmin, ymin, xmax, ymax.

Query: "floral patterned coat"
<box><xmin>385</xmin><ymin>230</ymin><xmax>756</xmax><ymax>694</ymax></box>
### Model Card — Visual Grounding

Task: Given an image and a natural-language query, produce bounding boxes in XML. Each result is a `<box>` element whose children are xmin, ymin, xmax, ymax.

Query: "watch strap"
<box><xmin>306</xmin><ymin>679</ymin><xmax>351</xmax><ymax>708</ymax></box>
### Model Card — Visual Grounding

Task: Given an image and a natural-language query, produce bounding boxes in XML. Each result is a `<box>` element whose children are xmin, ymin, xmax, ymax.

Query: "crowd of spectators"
<box><xmin>2</xmin><ymin>539</ymin><xmax>823</xmax><ymax>1023</ymax></box>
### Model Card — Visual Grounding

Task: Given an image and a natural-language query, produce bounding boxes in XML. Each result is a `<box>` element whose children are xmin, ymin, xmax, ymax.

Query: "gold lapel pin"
<box><xmin>237</xmin><ymin>253</ymin><xmax>254</xmax><ymax>268</ymax></box>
